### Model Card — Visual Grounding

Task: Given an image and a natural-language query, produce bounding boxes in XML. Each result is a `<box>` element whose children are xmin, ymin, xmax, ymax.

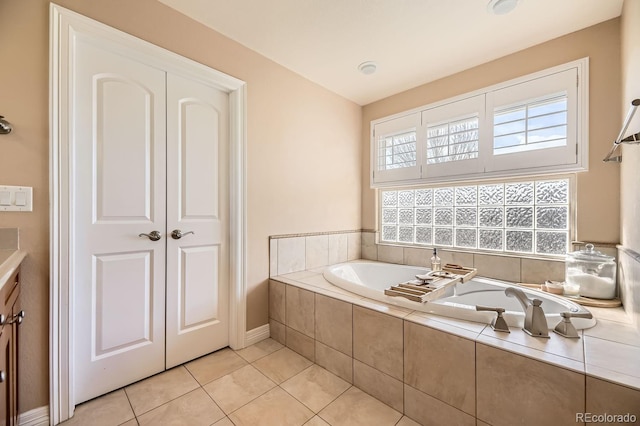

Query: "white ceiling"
<box><xmin>158</xmin><ymin>0</ymin><xmax>623</xmax><ymax>105</ymax></box>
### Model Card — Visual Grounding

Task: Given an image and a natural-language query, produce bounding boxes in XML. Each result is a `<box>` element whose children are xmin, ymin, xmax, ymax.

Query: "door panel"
<box><xmin>181</xmin><ymin>246</ymin><xmax>219</xmax><ymax>329</ymax></box>
<box><xmin>95</xmin><ymin>76</ymin><xmax>155</xmax><ymax>222</ymax></box>
<box><xmin>165</xmin><ymin>73</ymin><xmax>229</xmax><ymax>368</ymax></box>
<box><xmin>93</xmin><ymin>251</ymin><xmax>154</xmax><ymax>356</ymax></box>
<box><xmin>72</xmin><ymin>36</ymin><xmax>167</xmax><ymax>404</ymax></box>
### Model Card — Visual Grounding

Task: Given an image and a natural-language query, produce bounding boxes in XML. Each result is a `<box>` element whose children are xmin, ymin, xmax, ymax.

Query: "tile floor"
<box><xmin>62</xmin><ymin>339</ymin><xmax>421</xmax><ymax>426</ymax></box>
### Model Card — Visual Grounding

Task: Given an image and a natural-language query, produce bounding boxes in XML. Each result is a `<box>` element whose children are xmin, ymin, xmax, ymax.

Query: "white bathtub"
<box><xmin>323</xmin><ymin>261</ymin><xmax>596</xmax><ymax>330</ymax></box>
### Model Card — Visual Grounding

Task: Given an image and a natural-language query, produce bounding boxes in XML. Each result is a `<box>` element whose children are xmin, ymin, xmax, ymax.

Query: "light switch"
<box><xmin>0</xmin><ymin>191</ymin><xmax>10</xmax><ymax>206</ymax></box>
<box><xmin>15</xmin><ymin>191</ymin><xmax>26</xmax><ymax>206</ymax></box>
<box><xmin>0</xmin><ymin>185</ymin><xmax>33</xmax><ymax>211</ymax></box>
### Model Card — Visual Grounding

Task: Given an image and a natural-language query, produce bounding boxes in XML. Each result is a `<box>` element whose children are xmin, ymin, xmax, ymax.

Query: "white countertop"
<box><xmin>0</xmin><ymin>249</ymin><xmax>27</xmax><ymax>291</ymax></box>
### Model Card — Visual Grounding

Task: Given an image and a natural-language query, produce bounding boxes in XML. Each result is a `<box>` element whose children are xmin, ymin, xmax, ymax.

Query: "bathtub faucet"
<box><xmin>504</xmin><ymin>287</ymin><xmax>549</xmax><ymax>338</ymax></box>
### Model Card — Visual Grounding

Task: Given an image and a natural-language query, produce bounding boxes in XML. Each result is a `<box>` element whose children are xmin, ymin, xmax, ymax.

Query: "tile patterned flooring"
<box><xmin>62</xmin><ymin>339</ymin><xmax>421</xmax><ymax>426</ymax></box>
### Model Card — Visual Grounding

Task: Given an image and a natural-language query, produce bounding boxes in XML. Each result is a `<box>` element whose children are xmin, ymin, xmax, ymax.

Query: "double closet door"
<box><xmin>71</xmin><ymin>34</ymin><xmax>229</xmax><ymax>404</ymax></box>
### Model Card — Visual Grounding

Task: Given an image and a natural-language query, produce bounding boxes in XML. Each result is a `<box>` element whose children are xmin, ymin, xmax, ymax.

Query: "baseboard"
<box><xmin>245</xmin><ymin>323</ymin><xmax>270</xmax><ymax>346</ymax></box>
<box><xmin>19</xmin><ymin>406</ymin><xmax>49</xmax><ymax>426</ymax></box>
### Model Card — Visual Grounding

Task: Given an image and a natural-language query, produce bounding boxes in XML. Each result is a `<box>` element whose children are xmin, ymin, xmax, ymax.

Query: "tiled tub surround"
<box><xmin>269</xmin><ymin>231</ymin><xmax>362</xmax><ymax>277</ymax></box>
<box><xmin>270</xmin><ymin>268</ymin><xmax>640</xmax><ymax>426</ymax></box>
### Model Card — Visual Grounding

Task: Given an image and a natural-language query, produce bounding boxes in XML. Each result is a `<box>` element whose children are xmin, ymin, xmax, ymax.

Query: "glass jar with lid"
<box><xmin>565</xmin><ymin>243</ymin><xmax>616</xmax><ymax>299</ymax></box>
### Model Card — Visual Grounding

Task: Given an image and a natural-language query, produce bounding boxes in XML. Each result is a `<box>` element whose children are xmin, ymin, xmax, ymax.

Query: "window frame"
<box><xmin>370</xmin><ymin>58</ymin><xmax>589</xmax><ymax>188</ymax></box>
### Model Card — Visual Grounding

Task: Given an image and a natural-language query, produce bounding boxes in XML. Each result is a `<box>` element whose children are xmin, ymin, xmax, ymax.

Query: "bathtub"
<box><xmin>323</xmin><ymin>261</ymin><xmax>596</xmax><ymax>330</ymax></box>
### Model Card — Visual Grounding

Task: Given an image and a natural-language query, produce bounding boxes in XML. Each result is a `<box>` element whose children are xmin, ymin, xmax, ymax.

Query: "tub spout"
<box><xmin>505</xmin><ymin>287</ymin><xmax>549</xmax><ymax>338</ymax></box>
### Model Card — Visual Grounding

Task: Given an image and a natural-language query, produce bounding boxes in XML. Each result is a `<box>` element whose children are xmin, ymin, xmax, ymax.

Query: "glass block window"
<box><xmin>493</xmin><ymin>93</ymin><xmax>568</xmax><ymax>156</ymax></box>
<box><xmin>377</xmin><ymin>130</ymin><xmax>417</xmax><ymax>171</ymax></box>
<box><xmin>427</xmin><ymin>115</ymin><xmax>479</xmax><ymax>164</ymax></box>
<box><xmin>380</xmin><ymin>178</ymin><xmax>570</xmax><ymax>256</ymax></box>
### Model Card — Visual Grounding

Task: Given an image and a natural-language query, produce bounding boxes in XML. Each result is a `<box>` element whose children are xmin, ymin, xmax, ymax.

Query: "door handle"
<box><xmin>138</xmin><ymin>230</ymin><xmax>162</xmax><ymax>241</ymax></box>
<box><xmin>171</xmin><ymin>229</ymin><xmax>195</xmax><ymax>240</ymax></box>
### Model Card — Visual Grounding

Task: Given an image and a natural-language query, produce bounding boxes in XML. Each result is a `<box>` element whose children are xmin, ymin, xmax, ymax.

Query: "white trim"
<box><xmin>49</xmin><ymin>4</ymin><xmax>247</xmax><ymax>424</ymax></box>
<box><xmin>19</xmin><ymin>406</ymin><xmax>49</xmax><ymax>426</ymax></box>
<box><xmin>245</xmin><ymin>324</ymin><xmax>271</xmax><ymax>346</ymax></box>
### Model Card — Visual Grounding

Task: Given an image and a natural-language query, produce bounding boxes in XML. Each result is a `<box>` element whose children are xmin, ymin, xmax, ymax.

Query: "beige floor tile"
<box><xmin>252</xmin><ymin>347</ymin><xmax>313</xmax><ymax>384</ymax></box>
<box><xmin>119</xmin><ymin>420</ymin><xmax>138</xmax><ymax>426</ymax></box>
<box><xmin>185</xmin><ymin>347</ymin><xmax>248</xmax><ymax>385</ymax></box>
<box><xmin>61</xmin><ymin>389</ymin><xmax>134</xmax><ymax>426</ymax></box>
<box><xmin>305</xmin><ymin>416</ymin><xmax>331</xmax><ymax>426</ymax></box>
<box><xmin>213</xmin><ymin>418</ymin><xmax>234</xmax><ymax>426</ymax></box>
<box><xmin>203</xmin><ymin>364</ymin><xmax>276</xmax><ymax>414</ymax></box>
<box><xmin>125</xmin><ymin>367</ymin><xmax>199</xmax><ymax>416</ymax></box>
<box><xmin>137</xmin><ymin>388</ymin><xmax>225</xmax><ymax>425</ymax></box>
<box><xmin>229</xmin><ymin>387</ymin><xmax>314</xmax><ymax>426</ymax></box>
<box><xmin>281</xmin><ymin>365</ymin><xmax>351</xmax><ymax>413</ymax></box>
<box><xmin>318</xmin><ymin>387</ymin><xmax>403</xmax><ymax>426</ymax></box>
<box><xmin>235</xmin><ymin>338</ymin><xmax>284</xmax><ymax>362</ymax></box>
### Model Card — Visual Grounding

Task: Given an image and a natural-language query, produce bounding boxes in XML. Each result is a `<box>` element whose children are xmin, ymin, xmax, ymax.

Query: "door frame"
<box><xmin>49</xmin><ymin>4</ymin><xmax>248</xmax><ymax>424</ymax></box>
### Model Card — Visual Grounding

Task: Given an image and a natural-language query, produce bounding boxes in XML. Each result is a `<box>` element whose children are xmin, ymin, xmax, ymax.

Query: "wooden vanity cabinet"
<box><xmin>0</xmin><ymin>267</ymin><xmax>21</xmax><ymax>426</ymax></box>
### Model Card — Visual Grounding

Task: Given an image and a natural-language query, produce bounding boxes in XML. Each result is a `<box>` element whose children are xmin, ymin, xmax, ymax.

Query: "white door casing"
<box><xmin>165</xmin><ymin>73</ymin><xmax>230</xmax><ymax>368</ymax></box>
<box><xmin>50</xmin><ymin>4</ymin><xmax>247</xmax><ymax>423</ymax></box>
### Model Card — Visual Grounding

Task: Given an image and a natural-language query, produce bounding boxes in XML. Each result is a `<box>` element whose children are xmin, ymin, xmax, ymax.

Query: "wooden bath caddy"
<box><xmin>516</xmin><ymin>283</ymin><xmax>622</xmax><ymax>308</ymax></box>
<box><xmin>384</xmin><ymin>264</ymin><xmax>477</xmax><ymax>304</ymax></box>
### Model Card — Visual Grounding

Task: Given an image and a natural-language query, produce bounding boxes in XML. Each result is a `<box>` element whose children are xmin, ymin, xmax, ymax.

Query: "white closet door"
<box><xmin>165</xmin><ymin>73</ymin><xmax>230</xmax><ymax>368</ymax></box>
<box><xmin>72</xmin><ymin>36</ymin><xmax>167</xmax><ymax>403</ymax></box>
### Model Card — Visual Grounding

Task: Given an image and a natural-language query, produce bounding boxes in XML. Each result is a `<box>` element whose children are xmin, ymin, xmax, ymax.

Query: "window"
<box><xmin>380</xmin><ymin>178</ymin><xmax>571</xmax><ymax>256</ymax></box>
<box><xmin>493</xmin><ymin>93</ymin><xmax>568</xmax><ymax>156</ymax></box>
<box><xmin>426</xmin><ymin>115</ymin><xmax>479</xmax><ymax>164</ymax></box>
<box><xmin>371</xmin><ymin>59</ymin><xmax>588</xmax><ymax>187</ymax></box>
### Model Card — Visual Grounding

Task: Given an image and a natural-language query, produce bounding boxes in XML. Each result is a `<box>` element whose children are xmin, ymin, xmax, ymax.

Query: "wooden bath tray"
<box><xmin>384</xmin><ymin>264</ymin><xmax>477</xmax><ymax>304</ymax></box>
<box><xmin>516</xmin><ymin>283</ymin><xmax>622</xmax><ymax>308</ymax></box>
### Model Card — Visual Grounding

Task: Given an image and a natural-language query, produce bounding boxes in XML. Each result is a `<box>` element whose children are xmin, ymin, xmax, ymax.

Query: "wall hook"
<box><xmin>0</xmin><ymin>116</ymin><xmax>12</xmax><ymax>134</ymax></box>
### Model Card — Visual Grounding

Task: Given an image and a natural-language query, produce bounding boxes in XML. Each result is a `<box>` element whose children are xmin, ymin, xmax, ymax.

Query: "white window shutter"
<box><xmin>371</xmin><ymin>113</ymin><xmax>421</xmax><ymax>185</ymax></box>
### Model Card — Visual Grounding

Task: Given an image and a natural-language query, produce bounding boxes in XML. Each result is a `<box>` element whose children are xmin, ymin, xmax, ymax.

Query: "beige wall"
<box><xmin>361</xmin><ymin>19</ymin><xmax>622</xmax><ymax>245</ymax></box>
<box><xmin>0</xmin><ymin>0</ymin><xmax>361</xmax><ymax>413</ymax></box>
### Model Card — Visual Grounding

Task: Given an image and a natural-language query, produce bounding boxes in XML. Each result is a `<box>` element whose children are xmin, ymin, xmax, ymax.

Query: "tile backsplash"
<box><xmin>0</xmin><ymin>228</ymin><xmax>18</xmax><ymax>250</ymax></box>
<box><xmin>360</xmin><ymin>231</ymin><xmax>620</xmax><ymax>286</ymax></box>
<box><xmin>269</xmin><ymin>231</ymin><xmax>361</xmax><ymax>277</ymax></box>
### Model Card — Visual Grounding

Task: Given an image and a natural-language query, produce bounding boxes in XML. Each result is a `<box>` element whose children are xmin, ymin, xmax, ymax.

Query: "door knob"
<box><xmin>8</xmin><ymin>310</ymin><xmax>25</xmax><ymax>325</ymax></box>
<box><xmin>138</xmin><ymin>231</ymin><xmax>162</xmax><ymax>241</ymax></box>
<box><xmin>171</xmin><ymin>229</ymin><xmax>195</xmax><ymax>239</ymax></box>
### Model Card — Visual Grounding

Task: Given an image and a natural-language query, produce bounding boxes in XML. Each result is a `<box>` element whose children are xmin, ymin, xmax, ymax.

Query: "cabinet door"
<box><xmin>72</xmin><ymin>34</ymin><xmax>168</xmax><ymax>404</ymax></box>
<box><xmin>0</xmin><ymin>326</ymin><xmax>9</xmax><ymax>426</ymax></box>
<box><xmin>165</xmin><ymin>73</ymin><xmax>230</xmax><ymax>368</ymax></box>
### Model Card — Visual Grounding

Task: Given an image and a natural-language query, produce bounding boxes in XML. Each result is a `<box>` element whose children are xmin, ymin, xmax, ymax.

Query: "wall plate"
<box><xmin>0</xmin><ymin>185</ymin><xmax>33</xmax><ymax>212</ymax></box>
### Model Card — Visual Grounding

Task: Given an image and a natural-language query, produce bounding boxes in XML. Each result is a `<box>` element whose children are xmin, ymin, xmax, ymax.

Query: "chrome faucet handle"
<box><xmin>553</xmin><ymin>311</ymin><xmax>593</xmax><ymax>338</ymax></box>
<box><xmin>525</xmin><ymin>298</ymin><xmax>549</xmax><ymax>338</ymax></box>
<box><xmin>476</xmin><ymin>305</ymin><xmax>510</xmax><ymax>333</ymax></box>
